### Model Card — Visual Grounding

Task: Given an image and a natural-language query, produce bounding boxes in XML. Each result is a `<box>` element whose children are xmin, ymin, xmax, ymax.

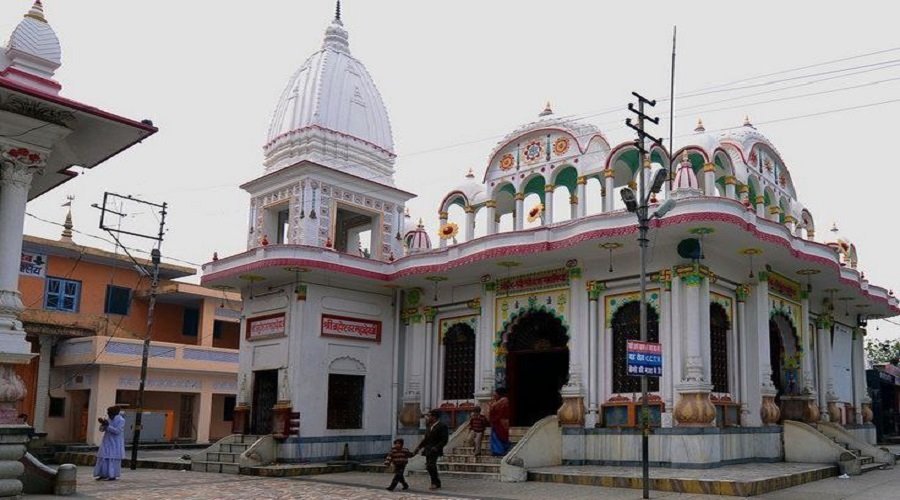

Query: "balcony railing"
<box><xmin>54</xmin><ymin>336</ymin><xmax>239</xmax><ymax>373</ymax></box>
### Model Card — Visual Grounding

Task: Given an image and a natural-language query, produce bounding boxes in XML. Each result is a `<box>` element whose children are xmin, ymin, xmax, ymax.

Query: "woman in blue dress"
<box><xmin>93</xmin><ymin>406</ymin><xmax>126</xmax><ymax>480</ymax></box>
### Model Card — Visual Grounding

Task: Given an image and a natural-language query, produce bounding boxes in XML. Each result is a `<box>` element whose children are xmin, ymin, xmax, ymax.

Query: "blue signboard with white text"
<box><xmin>627</xmin><ymin>340</ymin><xmax>662</xmax><ymax>377</ymax></box>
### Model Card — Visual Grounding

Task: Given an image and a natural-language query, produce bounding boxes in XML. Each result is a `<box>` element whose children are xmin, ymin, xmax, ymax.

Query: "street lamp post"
<box><xmin>623</xmin><ymin>92</ymin><xmax>674</xmax><ymax>499</ymax></box>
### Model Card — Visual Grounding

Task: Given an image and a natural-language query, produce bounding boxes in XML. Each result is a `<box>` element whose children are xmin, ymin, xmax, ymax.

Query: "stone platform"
<box><xmin>529</xmin><ymin>462</ymin><xmax>839</xmax><ymax>496</ymax></box>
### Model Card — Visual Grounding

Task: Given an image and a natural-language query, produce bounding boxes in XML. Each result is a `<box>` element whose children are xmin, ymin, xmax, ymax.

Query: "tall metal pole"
<box><xmin>668</xmin><ymin>26</ymin><xmax>677</xmax><ymax>190</ymax></box>
<box><xmin>636</xmin><ymin>100</ymin><xmax>651</xmax><ymax>500</ymax></box>
<box><xmin>130</xmin><ymin>203</ymin><xmax>167</xmax><ymax>469</ymax></box>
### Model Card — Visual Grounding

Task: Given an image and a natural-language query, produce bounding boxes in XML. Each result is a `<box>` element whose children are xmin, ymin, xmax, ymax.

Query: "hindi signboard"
<box><xmin>321</xmin><ymin>314</ymin><xmax>382</xmax><ymax>343</ymax></box>
<box><xmin>20</xmin><ymin>252</ymin><xmax>47</xmax><ymax>277</ymax></box>
<box><xmin>627</xmin><ymin>340</ymin><xmax>662</xmax><ymax>377</ymax></box>
<box><xmin>246</xmin><ymin>313</ymin><xmax>286</xmax><ymax>341</ymax></box>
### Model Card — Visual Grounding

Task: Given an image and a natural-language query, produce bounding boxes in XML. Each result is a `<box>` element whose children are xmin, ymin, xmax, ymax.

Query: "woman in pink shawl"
<box><xmin>93</xmin><ymin>406</ymin><xmax>126</xmax><ymax>480</ymax></box>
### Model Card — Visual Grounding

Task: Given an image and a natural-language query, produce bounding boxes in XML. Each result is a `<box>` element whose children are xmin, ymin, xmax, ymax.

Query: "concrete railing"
<box><xmin>818</xmin><ymin>422</ymin><xmax>895</xmax><ymax>465</ymax></box>
<box><xmin>407</xmin><ymin>420</ymin><xmax>470</xmax><ymax>472</ymax></box>
<box><xmin>783</xmin><ymin>420</ymin><xmax>848</xmax><ymax>463</ymax></box>
<box><xmin>500</xmin><ymin>415</ymin><xmax>561</xmax><ymax>482</ymax></box>
<box><xmin>54</xmin><ymin>336</ymin><xmax>238</xmax><ymax>373</ymax></box>
<box><xmin>241</xmin><ymin>435</ymin><xmax>276</xmax><ymax>467</ymax></box>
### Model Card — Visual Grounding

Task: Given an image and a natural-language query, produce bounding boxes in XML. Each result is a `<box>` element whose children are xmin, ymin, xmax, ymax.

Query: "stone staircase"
<box><xmin>191</xmin><ymin>434</ymin><xmax>261</xmax><ymax>474</ymax></box>
<box><xmin>430</xmin><ymin>427</ymin><xmax>529</xmax><ymax>480</ymax></box>
<box><xmin>824</xmin><ymin>434</ymin><xmax>888</xmax><ymax>474</ymax></box>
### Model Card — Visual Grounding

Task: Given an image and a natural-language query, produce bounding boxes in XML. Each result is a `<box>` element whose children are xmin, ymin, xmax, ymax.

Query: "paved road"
<box><xmin>24</xmin><ymin>465</ymin><xmax>900</xmax><ymax>499</ymax></box>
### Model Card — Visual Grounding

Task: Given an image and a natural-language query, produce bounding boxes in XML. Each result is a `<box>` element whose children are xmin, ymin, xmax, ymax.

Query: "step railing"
<box><xmin>240</xmin><ymin>435</ymin><xmax>275</xmax><ymax>468</ymax></box>
<box><xmin>784</xmin><ymin>420</ymin><xmax>854</xmax><ymax>464</ymax></box>
<box><xmin>408</xmin><ymin>420</ymin><xmax>471</xmax><ymax>472</ymax></box>
<box><xmin>817</xmin><ymin>422</ymin><xmax>895</xmax><ymax>466</ymax></box>
<box><xmin>500</xmin><ymin>415</ymin><xmax>561</xmax><ymax>483</ymax></box>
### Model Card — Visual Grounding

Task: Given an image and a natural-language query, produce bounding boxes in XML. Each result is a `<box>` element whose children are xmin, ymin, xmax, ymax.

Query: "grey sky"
<box><xmin>9</xmin><ymin>1</ymin><xmax>900</xmax><ymax>341</ymax></box>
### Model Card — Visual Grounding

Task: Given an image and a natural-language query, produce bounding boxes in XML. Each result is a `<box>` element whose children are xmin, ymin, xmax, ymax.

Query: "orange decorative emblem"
<box><xmin>499</xmin><ymin>153</ymin><xmax>515</xmax><ymax>171</ymax></box>
<box><xmin>438</xmin><ymin>222</ymin><xmax>459</xmax><ymax>240</ymax></box>
<box><xmin>553</xmin><ymin>137</ymin><xmax>570</xmax><ymax>155</ymax></box>
<box><xmin>527</xmin><ymin>203</ymin><xmax>544</xmax><ymax>223</ymax></box>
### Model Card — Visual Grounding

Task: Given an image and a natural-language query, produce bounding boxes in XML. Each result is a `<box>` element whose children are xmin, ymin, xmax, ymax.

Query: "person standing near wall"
<box><xmin>93</xmin><ymin>406</ymin><xmax>126</xmax><ymax>480</ymax></box>
<box><xmin>413</xmin><ymin>410</ymin><xmax>449</xmax><ymax>490</ymax></box>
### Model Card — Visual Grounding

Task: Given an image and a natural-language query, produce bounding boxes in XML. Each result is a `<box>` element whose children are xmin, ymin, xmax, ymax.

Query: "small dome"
<box><xmin>487</xmin><ymin>103</ymin><xmax>603</xmax><ymax>167</ymax></box>
<box><xmin>404</xmin><ymin>219</ymin><xmax>432</xmax><ymax>255</ymax></box>
<box><xmin>442</xmin><ymin>168</ymin><xmax>485</xmax><ymax>210</ymax></box>
<box><xmin>4</xmin><ymin>1</ymin><xmax>61</xmax><ymax>90</ymax></box>
<box><xmin>264</xmin><ymin>5</ymin><xmax>394</xmax><ymax>178</ymax></box>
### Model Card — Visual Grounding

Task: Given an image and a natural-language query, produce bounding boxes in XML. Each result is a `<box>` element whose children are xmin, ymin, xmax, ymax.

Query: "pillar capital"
<box><xmin>438</xmin><ymin>211</ymin><xmax>448</xmax><ymax>219</ymax></box>
<box><xmin>702</xmin><ymin>162</ymin><xmax>716</xmax><ymax>173</ymax></box>
<box><xmin>485</xmin><ymin>200</ymin><xmax>497</xmax><ymax>208</ymax></box>
<box><xmin>576</xmin><ymin>176</ymin><xmax>587</xmax><ymax>185</ymax></box>
<box><xmin>569</xmin><ymin>194</ymin><xmax>578</xmax><ymax>205</ymax></box>
<box><xmin>724</xmin><ymin>176</ymin><xmax>737</xmax><ymax>185</ymax></box>
<box><xmin>755</xmin><ymin>195</ymin><xmax>765</xmax><ymax>205</ymax></box>
<box><xmin>514</xmin><ymin>192</ymin><xmax>525</xmax><ymax>201</ymax></box>
<box><xmin>602</xmin><ymin>169</ymin><xmax>615</xmax><ymax>179</ymax></box>
<box><xmin>463</xmin><ymin>205</ymin><xmax>475</xmax><ymax>214</ymax></box>
<box><xmin>586</xmin><ymin>280</ymin><xmax>605</xmax><ymax>300</ymax></box>
<box><xmin>544</xmin><ymin>184</ymin><xmax>555</xmax><ymax>193</ymax></box>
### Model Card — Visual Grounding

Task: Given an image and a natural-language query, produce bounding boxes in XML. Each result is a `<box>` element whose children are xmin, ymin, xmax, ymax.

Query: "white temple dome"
<box><xmin>263</xmin><ymin>4</ymin><xmax>395</xmax><ymax>180</ymax></box>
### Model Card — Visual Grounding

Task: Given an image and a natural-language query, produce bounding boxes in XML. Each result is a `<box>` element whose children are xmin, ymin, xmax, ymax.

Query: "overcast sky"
<box><xmin>8</xmin><ymin>1</ymin><xmax>900</xmax><ymax>341</ymax></box>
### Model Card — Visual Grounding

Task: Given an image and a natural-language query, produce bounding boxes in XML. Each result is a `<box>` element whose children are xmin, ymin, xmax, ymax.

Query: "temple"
<box><xmin>201</xmin><ymin>4</ymin><xmax>898</xmax><ymax>472</ymax></box>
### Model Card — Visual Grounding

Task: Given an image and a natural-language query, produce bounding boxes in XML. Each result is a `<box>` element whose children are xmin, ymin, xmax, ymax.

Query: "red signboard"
<box><xmin>321</xmin><ymin>314</ymin><xmax>382</xmax><ymax>343</ymax></box>
<box><xmin>246</xmin><ymin>313</ymin><xmax>286</xmax><ymax>340</ymax></box>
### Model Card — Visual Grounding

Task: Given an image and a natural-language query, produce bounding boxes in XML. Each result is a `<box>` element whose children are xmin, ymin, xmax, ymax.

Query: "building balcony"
<box><xmin>54</xmin><ymin>335</ymin><xmax>239</xmax><ymax>374</ymax></box>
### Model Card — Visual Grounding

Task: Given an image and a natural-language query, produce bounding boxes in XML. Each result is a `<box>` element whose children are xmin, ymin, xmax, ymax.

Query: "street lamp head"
<box><xmin>653</xmin><ymin>198</ymin><xmax>676</xmax><ymax>218</ymax></box>
<box><xmin>650</xmin><ymin>168</ymin><xmax>668</xmax><ymax>194</ymax></box>
<box><xmin>620</xmin><ymin>188</ymin><xmax>638</xmax><ymax>212</ymax></box>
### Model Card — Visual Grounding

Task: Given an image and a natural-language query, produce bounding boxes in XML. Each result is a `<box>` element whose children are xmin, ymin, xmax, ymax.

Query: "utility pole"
<box><xmin>96</xmin><ymin>192</ymin><xmax>167</xmax><ymax>470</ymax></box>
<box><xmin>625</xmin><ymin>92</ymin><xmax>668</xmax><ymax>500</ymax></box>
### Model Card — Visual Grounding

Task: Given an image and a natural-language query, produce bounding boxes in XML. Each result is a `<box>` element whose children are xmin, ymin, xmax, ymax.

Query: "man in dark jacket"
<box><xmin>413</xmin><ymin>409</ymin><xmax>449</xmax><ymax>490</ymax></box>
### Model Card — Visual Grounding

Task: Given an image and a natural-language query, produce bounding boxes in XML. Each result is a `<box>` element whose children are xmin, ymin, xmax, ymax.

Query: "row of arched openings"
<box><xmin>441</xmin><ymin>300</ymin><xmax>733</xmax><ymax>401</ymax></box>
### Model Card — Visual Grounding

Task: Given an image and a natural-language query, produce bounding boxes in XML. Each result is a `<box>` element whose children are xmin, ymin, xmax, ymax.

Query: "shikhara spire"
<box><xmin>335</xmin><ymin>0</ymin><xmax>341</xmax><ymax>22</ymax></box>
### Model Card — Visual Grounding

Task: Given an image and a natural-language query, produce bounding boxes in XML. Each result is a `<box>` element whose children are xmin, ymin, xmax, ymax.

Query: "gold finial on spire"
<box><xmin>694</xmin><ymin>118</ymin><xmax>705</xmax><ymax>132</ymax></box>
<box><xmin>743</xmin><ymin>115</ymin><xmax>752</xmax><ymax>127</ymax></box>
<box><xmin>539</xmin><ymin>101</ymin><xmax>553</xmax><ymax>117</ymax></box>
<box><xmin>25</xmin><ymin>0</ymin><xmax>46</xmax><ymax>23</ymax></box>
<box><xmin>465</xmin><ymin>168</ymin><xmax>475</xmax><ymax>179</ymax></box>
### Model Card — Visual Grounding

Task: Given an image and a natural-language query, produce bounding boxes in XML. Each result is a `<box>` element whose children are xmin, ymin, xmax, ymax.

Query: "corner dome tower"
<box><xmin>264</xmin><ymin>2</ymin><xmax>396</xmax><ymax>185</ymax></box>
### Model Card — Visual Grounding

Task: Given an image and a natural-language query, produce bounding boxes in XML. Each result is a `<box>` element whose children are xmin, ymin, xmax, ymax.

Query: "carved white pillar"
<box><xmin>603</xmin><ymin>170</ymin><xmax>615</xmax><ymax>212</ymax></box>
<box><xmin>755</xmin><ymin>196</ymin><xmax>766</xmax><ymax>219</ymax></box>
<box><xmin>32</xmin><ymin>335</ymin><xmax>53</xmax><ymax>433</ymax></box>
<box><xmin>816</xmin><ymin>317</ymin><xmax>833</xmax><ymax>421</ymax></box>
<box><xmin>0</xmin><ymin>152</ymin><xmax>46</xmax><ymax>425</ymax></box>
<box><xmin>464</xmin><ymin>206</ymin><xmax>475</xmax><ymax>241</ymax></box>
<box><xmin>703</xmin><ymin>163</ymin><xmax>716</xmax><ymax>196</ymax></box>
<box><xmin>660</xmin><ymin>275</ymin><xmax>674</xmax><ymax>427</ymax></box>
<box><xmin>738</xmin><ymin>185</ymin><xmax>750</xmax><ymax>206</ymax></box>
<box><xmin>586</xmin><ymin>283</ymin><xmax>600</xmax><ymax>427</ymax></box>
<box><xmin>576</xmin><ymin>176</ymin><xmax>586</xmax><ymax>218</ymax></box>
<box><xmin>851</xmin><ymin>328</ymin><xmax>865</xmax><ymax>424</ymax></box>
<box><xmin>438</xmin><ymin>211</ymin><xmax>449</xmax><ymax>249</ymax></box>
<box><xmin>423</xmin><ymin>311</ymin><xmax>436</xmax><ymax>410</ymax></box>
<box><xmin>543</xmin><ymin>185</ymin><xmax>554</xmax><ymax>225</ymax></box>
<box><xmin>724</xmin><ymin>176</ymin><xmax>737</xmax><ymax>199</ymax></box>
<box><xmin>476</xmin><ymin>285</ymin><xmax>496</xmax><ymax>401</ymax></box>
<box><xmin>558</xmin><ymin>267</ymin><xmax>586</xmax><ymax>427</ymax></box>
<box><xmin>768</xmin><ymin>206</ymin><xmax>781</xmax><ymax>223</ymax></box>
<box><xmin>800</xmin><ymin>295</ymin><xmax>815</xmax><ymax>393</ymax></box>
<box><xmin>756</xmin><ymin>273</ymin><xmax>780</xmax><ymax>425</ymax></box>
<box><xmin>674</xmin><ymin>269</ymin><xmax>715</xmax><ymax>426</ymax></box>
<box><xmin>736</xmin><ymin>287</ymin><xmax>751</xmax><ymax>422</ymax></box>
<box><xmin>514</xmin><ymin>193</ymin><xmax>524</xmax><ymax>231</ymax></box>
<box><xmin>485</xmin><ymin>201</ymin><xmax>498</xmax><ymax>235</ymax></box>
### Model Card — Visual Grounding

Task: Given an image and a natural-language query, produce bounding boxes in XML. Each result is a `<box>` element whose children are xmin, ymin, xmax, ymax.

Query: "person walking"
<box><xmin>489</xmin><ymin>388</ymin><xmax>511</xmax><ymax>456</ymax></box>
<box><xmin>384</xmin><ymin>438</ymin><xmax>412</xmax><ymax>491</ymax></box>
<box><xmin>93</xmin><ymin>405</ymin><xmax>126</xmax><ymax>480</ymax></box>
<box><xmin>413</xmin><ymin>409</ymin><xmax>449</xmax><ymax>490</ymax></box>
<box><xmin>467</xmin><ymin>407</ymin><xmax>489</xmax><ymax>456</ymax></box>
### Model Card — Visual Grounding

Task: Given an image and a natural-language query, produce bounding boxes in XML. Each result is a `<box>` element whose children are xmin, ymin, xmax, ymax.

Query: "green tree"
<box><xmin>865</xmin><ymin>338</ymin><xmax>900</xmax><ymax>365</ymax></box>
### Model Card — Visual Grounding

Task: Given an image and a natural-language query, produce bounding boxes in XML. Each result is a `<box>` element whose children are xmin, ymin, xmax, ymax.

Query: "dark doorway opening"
<box><xmin>504</xmin><ymin>310</ymin><xmax>569</xmax><ymax>427</ymax></box>
<box><xmin>252</xmin><ymin>369</ymin><xmax>278</xmax><ymax>435</ymax></box>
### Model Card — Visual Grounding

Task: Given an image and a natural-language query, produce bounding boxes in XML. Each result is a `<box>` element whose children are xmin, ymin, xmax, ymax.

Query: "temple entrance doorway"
<box><xmin>504</xmin><ymin>310</ymin><xmax>569</xmax><ymax>427</ymax></box>
<box><xmin>769</xmin><ymin>313</ymin><xmax>800</xmax><ymax>420</ymax></box>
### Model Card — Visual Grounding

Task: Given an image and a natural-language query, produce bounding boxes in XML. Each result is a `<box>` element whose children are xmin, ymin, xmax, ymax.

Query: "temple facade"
<box><xmin>202</xmin><ymin>5</ymin><xmax>897</xmax><ymax>467</ymax></box>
